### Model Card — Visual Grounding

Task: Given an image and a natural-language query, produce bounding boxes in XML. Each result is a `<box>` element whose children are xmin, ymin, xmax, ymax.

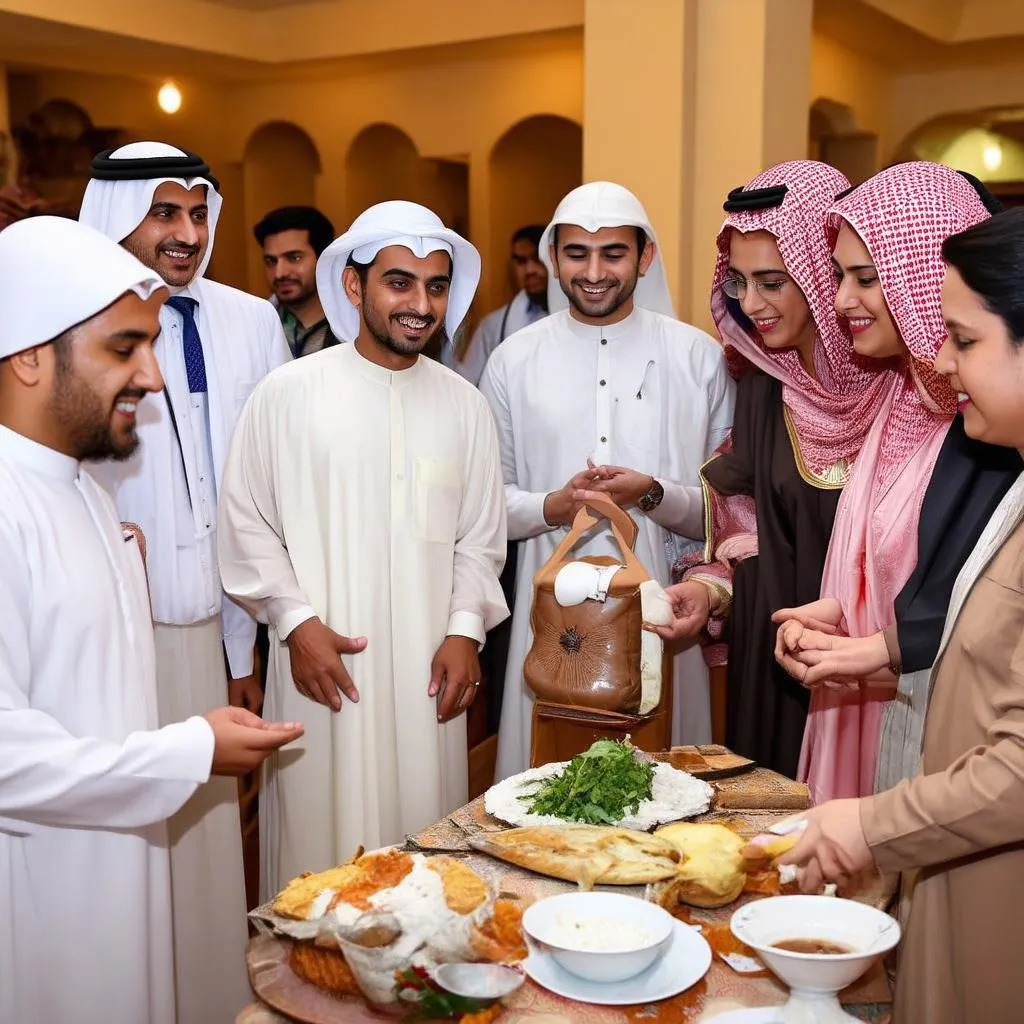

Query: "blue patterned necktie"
<box><xmin>166</xmin><ymin>296</ymin><xmax>208</xmax><ymax>393</ymax></box>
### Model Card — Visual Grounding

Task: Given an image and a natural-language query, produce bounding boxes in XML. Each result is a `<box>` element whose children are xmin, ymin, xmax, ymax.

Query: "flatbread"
<box><xmin>652</xmin><ymin>822</ymin><xmax>747</xmax><ymax>909</ymax></box>
<box><xmin>468</xmin><ymin>825</ymin><xmax>682</xmax><ymax>888</ymax></box>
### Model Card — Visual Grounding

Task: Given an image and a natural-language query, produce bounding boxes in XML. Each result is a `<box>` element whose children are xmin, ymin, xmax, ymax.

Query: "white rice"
<box><xmin>485</xmin><ymin>761</ymin><xmax>713</xmax><ymax>830</ymax></box>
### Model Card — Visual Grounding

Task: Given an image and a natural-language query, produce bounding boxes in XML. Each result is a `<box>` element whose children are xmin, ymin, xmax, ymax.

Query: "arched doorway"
<box><xmin>241</xmin><ymin>121</ymin><xmax>321</xmax><ymax>294</ymax></box>
<box><xmin>486</xmin><ymin>115</ymin><xmax>582</xmax><ymax>313</ymax></box>
<box><xmin>809</xmin><ymin>98</ymin><xmax>877</xmax><ymax>186</ymax></box>
<box><xmin>344</xmin><ymin>123</ymin><xmax>469</xmax><ymax>234</ymax></box>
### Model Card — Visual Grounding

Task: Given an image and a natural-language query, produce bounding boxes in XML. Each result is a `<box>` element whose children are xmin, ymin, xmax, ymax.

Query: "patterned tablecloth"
<box><xmin>239</xmin><ymin>759</ymin><xmax>895</xmax><ymax>1024</ymax></box>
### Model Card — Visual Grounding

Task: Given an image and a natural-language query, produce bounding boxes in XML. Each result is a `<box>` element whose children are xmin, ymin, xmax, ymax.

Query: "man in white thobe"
<box><xmin>0</xmin><ymin>216</ymin><xmax>303</xmax><ymax>1024</ymax></box>
<box><xmin>219</xmin><ymin>201</ymin><xmax>508</xmax><ymax>898</ymax></box>
<box><xmin>443</xmin><ymin>224</ymin><xmax>548</xmax><ymax>386</ymax></box>
<box><xmin>79</xmin><ymin>142</ymin><xmax>291</xmax><ymax>1021</ymax></box>
<box><xmin>481</xmin><ymin>181</ymin><xmax>736</xmax><ymax>781</ymax></box>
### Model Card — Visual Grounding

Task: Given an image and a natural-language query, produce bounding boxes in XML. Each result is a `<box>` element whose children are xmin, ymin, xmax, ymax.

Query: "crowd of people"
<box><xmin>2</xmin><ymin>137</ymin><xmax>1023</xmax><ymax>1022</ymax></box>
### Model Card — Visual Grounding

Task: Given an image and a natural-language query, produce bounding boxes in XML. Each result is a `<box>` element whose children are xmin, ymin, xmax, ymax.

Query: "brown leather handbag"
<box><xmin>524</xmin><ymin>494</ymin><xmax>651</xmax><ymax>713</ymax></box>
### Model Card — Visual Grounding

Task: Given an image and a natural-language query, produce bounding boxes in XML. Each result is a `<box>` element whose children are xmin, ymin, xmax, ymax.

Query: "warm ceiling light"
<box><xmin>158</xmin><ymin>82</ymin><xmax>182</xmax><ymax>114</ymax></box>
<box><xmin>982</xmin><ymin>136</ymin><xmax>1003</xmax><ymax>172</ymax></box>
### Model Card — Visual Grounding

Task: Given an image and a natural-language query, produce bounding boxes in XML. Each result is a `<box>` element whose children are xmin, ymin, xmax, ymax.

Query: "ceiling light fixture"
<box><xmin>158</xmin><ymin>82</ymin><xmax>182</xmax><ymax>115</ymax></box>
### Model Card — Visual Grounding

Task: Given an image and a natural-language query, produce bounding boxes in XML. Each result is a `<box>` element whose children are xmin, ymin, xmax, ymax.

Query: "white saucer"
<box><xmin>524</xmin><ymin>918</ymin><xmax>712</xmax><ymax>1005</ymax></box>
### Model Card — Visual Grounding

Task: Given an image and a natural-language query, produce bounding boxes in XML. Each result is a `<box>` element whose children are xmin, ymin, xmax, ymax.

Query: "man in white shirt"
<box><xmin>444</xmin><ymin>224</ymin><xmax>548</xmax><ymax>386</ymax></box>
<box><xmin>78</xmin><ymin>141</ymin><xmax>291</xmax><ymax>1022</ymax></box>
<box><xmin>218</xmin><ymin>201</ymin><xmax>508</xmax><ymax>897</ymax></box>
<box><xmin>0</xmin><ymin>215</ymin><xmax>303</xmax><ymax>1024</ymax></box>
<box><xmin>481</xmin><ymin>181</ymin><xmax>736</xmax><ymax>780</ymax></box>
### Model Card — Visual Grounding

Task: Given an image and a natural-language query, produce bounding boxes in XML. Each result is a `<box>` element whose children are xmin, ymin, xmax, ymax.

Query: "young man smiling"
<box><xmin>480</xmin><ymin>181</ymin><xmax>735</xmax><ymax>780</ymax></box>
<box><xmin>218</xmin><ymin>201</ymin><xmax>508</xmax><ymax>898</ymax></box>
<box><xmin>78</xmin><ymin>141</ymin><xmax>291</xmax><ymax>1023</ymax></box>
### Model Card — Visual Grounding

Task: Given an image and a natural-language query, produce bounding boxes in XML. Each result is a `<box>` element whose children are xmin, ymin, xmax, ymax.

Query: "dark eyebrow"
<box><xmin>109</xmin><ymin>328</ymin><xmax>158</xmax><ymax>342</ymax></box>
<box><xmin>832</xmin><ymin>256</ymin><xmax>876</xmax><ymax>272</ymax></box>
<box><xmin>562</xmin><ymin>242</ymin><xmax>632</xmax><ymax>253</ymax></box>
<box><xmin>943</xmin><ymin>317</ymin><xmax>969</xmax><ymax>331</ymax></box>
<box><xmin>149</xmin><ymin>201</ymin><xmax>207</xmax><ymax>215</ymax></box>
<box><xmin>380</xmin><ymin>268</ymin><xmax>452</xmax><ymax>285</ymax></box>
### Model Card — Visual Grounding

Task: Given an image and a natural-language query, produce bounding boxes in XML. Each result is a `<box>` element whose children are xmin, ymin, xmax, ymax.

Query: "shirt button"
<box><xmin>599</xmin><ymin>379</ymin><xmax>606</xmax><ymax>386</ymax></box>
<box><xmin>397</xmin><ymin>472</ymin><xmax>404</xmax><ymax>480</ymax></box>
<box><xmin>600</xmin><ymin>436</ymin><xmax>607</xmax><ymax>443</ymax></box>
<box><xmin>600</xmin><ymin>339</ymin><xmax>608</xmax><ymax>346</ymax></box>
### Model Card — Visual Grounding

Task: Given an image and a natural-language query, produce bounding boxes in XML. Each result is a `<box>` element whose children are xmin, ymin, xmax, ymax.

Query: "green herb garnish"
<box><xmin>520</xmin><ymin>739</ymin><xmax>655</xmax><ymax>824</ymax></box>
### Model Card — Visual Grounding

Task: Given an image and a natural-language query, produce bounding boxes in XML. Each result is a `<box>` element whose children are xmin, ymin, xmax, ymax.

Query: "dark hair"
<box><xmin>511</xmin><ymin>224</ymin><xmax>545</xmax><ymax>249</ymax></box>
<box><xmin>942</xmin><ymin>207</ymin><xmax>1024</xmax><ymax>347</ymax></box>
<box><xmin>955</xmin><ymin>170</ymin><xmax>1004</xmax><ymax>215</ymax></box>
<box><xmin>550</xmin><ymin>223</ymin><xmax>648</xmax><ymax>253</ymax></box>
<box><xmin>345</xmin><ymin>253</ymin><xmax>373</xmax><ymax>286</ymax></box>
<box><xmin>253</xmin><ymin>206</ymin><xmax>335</xmax><ymax>256</ymax></box>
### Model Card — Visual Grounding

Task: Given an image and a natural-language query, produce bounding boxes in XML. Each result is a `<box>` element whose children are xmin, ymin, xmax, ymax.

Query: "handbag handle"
<box><xmin>534</xmin><ymin>493</ymin><xmax>646</xmax><ymax>587</ymax></box>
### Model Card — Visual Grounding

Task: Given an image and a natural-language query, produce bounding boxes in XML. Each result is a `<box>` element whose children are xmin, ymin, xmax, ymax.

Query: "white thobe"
<box><xmin>443</xmin><ymin>290</ymin><xmax>547</xmax><ymax>386</ymax></box>
<box><xmin>218</xmin><ymin>343</ymin><xmax>509</xmax><ymax>898</ymax></box>
<box><xmin>90</xmin><ymin>277</ymin><xmax>291</xmax><ymax>675</ymax></box>
<box><xmin>88</xmin><ymin>276</ymin><xmax>290</xmax><ymax>1021</ymax></box>
<box><xmin>0</xmin><ymin>426</ymin><xmax>215</xmax><ymax>1024</ymax></box>
<box><xmin>480</xmin><ymin>306</ymin><xmax>735</xmax><ymax>780</ymax></box>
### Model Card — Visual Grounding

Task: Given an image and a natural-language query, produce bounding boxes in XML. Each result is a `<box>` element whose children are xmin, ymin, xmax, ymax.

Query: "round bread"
<box><xmin>653</xmin><ymin>822</ymin><xmax>748</xmax><ymax>909</ymax></box>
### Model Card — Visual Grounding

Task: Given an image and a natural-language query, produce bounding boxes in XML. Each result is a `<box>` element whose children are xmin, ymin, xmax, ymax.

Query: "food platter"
<box><xmin>485</xmin><ymin>760</ymin><xmax>714</xmax><ymax>831</ymax></box>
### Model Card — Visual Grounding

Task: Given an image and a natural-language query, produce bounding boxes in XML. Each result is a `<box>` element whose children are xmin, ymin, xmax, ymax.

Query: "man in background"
<box><xmin>444</xmin><ymin>224</ymin><xmax>548</xmax><ymax>386</ymax></box>
<box><xmin>255</xmin><ymin>205</ymin><xmax>340</xmax><ymax>357</ymax></box>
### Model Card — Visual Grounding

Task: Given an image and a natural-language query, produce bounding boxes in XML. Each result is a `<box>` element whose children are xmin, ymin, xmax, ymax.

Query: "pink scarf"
<box><xmin>713</xmin><ymin>160</ymin><xmax>891</xmax><ymax>480</ymax></box>
<box><xmin>799</xmin><ymin>162</ymin><xmax>992</xmax><ymax>802</ymax></box>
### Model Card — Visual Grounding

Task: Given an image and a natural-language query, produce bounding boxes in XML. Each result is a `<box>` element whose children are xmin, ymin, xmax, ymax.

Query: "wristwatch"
<box><xmin>637</xmin><ymin>477</ymin><xmax>664</xmax><ymax>513</ymax></box>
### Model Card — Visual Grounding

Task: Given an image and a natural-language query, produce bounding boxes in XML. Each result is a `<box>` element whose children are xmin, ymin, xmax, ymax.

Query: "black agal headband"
<box><xmin>722</xmin><ymin>183</ymin><xmax>789</xmax><ymax>213</ymax></box>
<box><xmin>89</xmin><ymin>148</ymin><xmax>220</xmax><ymax>192</ymax></box>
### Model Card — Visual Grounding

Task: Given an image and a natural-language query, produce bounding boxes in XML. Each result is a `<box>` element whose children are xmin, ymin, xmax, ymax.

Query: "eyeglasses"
<box><xmin>721</xmin><ymin>275</ymin><xmax>790</xmax><ymax>300</ymax></box>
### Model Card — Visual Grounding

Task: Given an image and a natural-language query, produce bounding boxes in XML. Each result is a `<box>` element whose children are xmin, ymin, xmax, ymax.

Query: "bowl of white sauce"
<box><xmin>522</xmin><ymin>891</ymin><xmax>674</xmax><ymax>983</ymax></box>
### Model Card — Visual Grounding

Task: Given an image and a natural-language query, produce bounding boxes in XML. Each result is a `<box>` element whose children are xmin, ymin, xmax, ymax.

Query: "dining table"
<box><xmin>238</xmin><ymin>750</ymin><xmax>895</xmax><ymax>1024</ymax></box>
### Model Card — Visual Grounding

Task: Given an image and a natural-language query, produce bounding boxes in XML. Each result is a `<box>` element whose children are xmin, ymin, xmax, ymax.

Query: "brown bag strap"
<box><xmin>535</xmin><ymin>494</ymin><xmax>646</xmax><ymax>586</ymax></box>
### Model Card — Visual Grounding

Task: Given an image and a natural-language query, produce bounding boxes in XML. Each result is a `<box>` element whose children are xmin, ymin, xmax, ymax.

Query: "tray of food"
<box><xmin>652</xmin><ymin>744</ymin><xmax>756</xmax><ymax>779</ymax></box>
<box><xmin>484</xmin><ymin>739</ymin><xmax>714</xmax><ymax>831</ymax></box>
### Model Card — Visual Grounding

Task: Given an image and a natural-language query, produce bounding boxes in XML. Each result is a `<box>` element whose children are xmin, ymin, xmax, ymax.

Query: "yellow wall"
<box><xmin>810</xmin><ymin>33</ymin><xmax>891</xmax><ymax>149</ymax></box>
<box><xmin>10</xmin><ymin>31</ymin><xmax>584</xmax><ymax>313</ymax></box>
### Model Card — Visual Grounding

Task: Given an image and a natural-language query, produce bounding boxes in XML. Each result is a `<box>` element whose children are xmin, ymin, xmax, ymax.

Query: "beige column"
<box><xmin>582</xmin><ymin>0</ymin><xmax>812</xmax><ymax>328</ymax></box>
<box><xmin>583</xmin><ymin>0</ymin><xmax>699</xmax><ymax>318</ymax></box>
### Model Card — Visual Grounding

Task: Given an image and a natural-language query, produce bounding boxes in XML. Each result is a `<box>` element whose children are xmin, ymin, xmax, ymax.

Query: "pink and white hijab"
<box><xmin>712</xmin><ymin>160</ymin><xmax>891</xmax><ymax>483</ymax></box>
<box><xmin>800</xmin><ymin>161</ymin><xmax>993</xmax><ymax>803</ymax></box>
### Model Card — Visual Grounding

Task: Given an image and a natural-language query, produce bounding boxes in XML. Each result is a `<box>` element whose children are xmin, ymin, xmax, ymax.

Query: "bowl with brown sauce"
<box><xmin>730</xmin><ymin>895</ymin><xmax>900</xmax><ymax>1020</ymax></box>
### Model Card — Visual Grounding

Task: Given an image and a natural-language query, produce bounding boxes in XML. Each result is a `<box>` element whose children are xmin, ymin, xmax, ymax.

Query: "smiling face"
<box><xmin>832</xmin><ymin>222</ymin><xmax>904</xmax><ymax>359</ymax></box>
<box><xmin>725</xmin><ymin>229</ymin><xmax>816</xmax><ymax>365</ymax></box>
<box><xmin>551</xmin><ymin>224</ymin><xmax>654</xmax><ymax>325</ymax></box>
<box><xmin>121</xmin><ymin>181</ymin><xmax>210</xmax><ymax>287</ymax></box>
<box><xmin>343</xmin><ymin>245</ymin><xmax>451</xmax><ymax>366</ymax></box>
<box><xmin>935</xmin><ymin>264</ymin><xmax>1024</xmax><ymax>449</ymax></box>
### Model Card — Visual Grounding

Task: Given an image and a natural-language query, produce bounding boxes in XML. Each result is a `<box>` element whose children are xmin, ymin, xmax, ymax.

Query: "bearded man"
<box><xmin>218</xmin><ymin>201</ymin><xmax>508</xmax><ymax>896</ymax></box>
<box><xmin>480</xmin><ymin>181</ymin><xmax>735</xmax><ymax>780</ymax></box>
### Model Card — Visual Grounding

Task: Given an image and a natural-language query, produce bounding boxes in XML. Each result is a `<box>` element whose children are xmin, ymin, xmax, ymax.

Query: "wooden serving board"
<box><xmin>652</xmin><ymin>745</ymin><xmax>756</xmax><ymax>780</ymax></box>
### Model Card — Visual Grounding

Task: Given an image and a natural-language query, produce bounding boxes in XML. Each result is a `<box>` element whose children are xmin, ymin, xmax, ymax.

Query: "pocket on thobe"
<box><xmin>615</xmin><ymin>369</ymin><xmax>661</xmax><ymax>456</ymax></box>
<box><xmin>234</xmin><ymin>380</ymin><xmax>258</xmax><ymax>412</ymax></box>
<box><xmin>413</xmin><ymin>458</ymin><xmax>461</xmax><ymax>544</ymax></box>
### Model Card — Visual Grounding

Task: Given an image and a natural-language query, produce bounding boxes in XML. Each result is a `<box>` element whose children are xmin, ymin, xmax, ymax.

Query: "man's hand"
<box><xmin>228</xmin><ymin>672</ymin><xmax>264</xmax><ymax>714</ymax></box>
<box><xmin>429</xmin><ymin>635</ymin><xmax>481</xmax><ymax>723</ymax></box>
<box><xmin>775</xmin><ymin>801</ymin><xmax>875</xmax><ymax>893</ymax></box>
<box><xmin>285</xmin><ymin>617</ymin><xmax>367</xmax><ymax>712</ymax></box>
<box><xmin>582</xmin><ymin>459</ymin><xmax>653</xmax><ymax>508</ymax></box>
<box><xmin>205</xmin><ymin>706</ymin><xmax>304</xmax><ymax>776</ymax></box>
<box><xmin>543</xmin><ymin>466</ymin><xmax>604</xmax><ymax>527</ymax></box>
<box><xmin>646</xmin><ymin>580</ymin><xmax>712</xmax><ymax>641</ymax></box>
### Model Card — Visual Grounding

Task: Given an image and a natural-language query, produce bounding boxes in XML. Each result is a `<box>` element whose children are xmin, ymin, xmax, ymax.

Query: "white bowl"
<box><xmin>731</xmin><ymin>895</ymin><xmax>901</xmax><ymax>995</ymax></box>
<box><xmin>522</xmin><ymin>891</ymin><xmax>674</xmax><ymax>984</ymax></box>
<box><xmin>431</xmin><ymin>962</ymin><xmax>525</xmax><ymax>999</ymax></box>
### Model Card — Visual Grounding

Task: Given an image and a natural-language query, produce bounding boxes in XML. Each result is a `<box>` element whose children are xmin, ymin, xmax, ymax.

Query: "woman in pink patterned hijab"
<box><xmin>657</xmin><ymin>160</ymin><xmax>890</xmax><ymax>778</ymax></box>
<box><xmin>781</xmin><ymin>161</ymin><xmax>993</xmax><ymax>803</ymax></box>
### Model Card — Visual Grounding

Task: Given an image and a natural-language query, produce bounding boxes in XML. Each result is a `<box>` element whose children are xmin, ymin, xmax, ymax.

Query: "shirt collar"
<box><xmin>561</xmin><ymin>304</ymin><xmax>642</xmax><ymax>342</ymax></box>
<box><xmin>0</xmin><ymin>424</ymin><xmax>80</xmax><ymax>482</ymax></box>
